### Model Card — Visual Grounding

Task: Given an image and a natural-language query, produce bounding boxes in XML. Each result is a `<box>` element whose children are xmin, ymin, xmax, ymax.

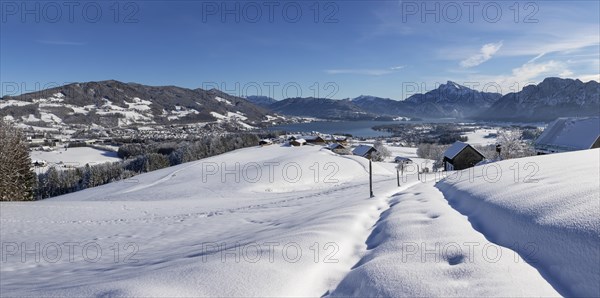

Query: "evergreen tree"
<box><xmin>45</xmin><ymin>167</ymin><xmax>61</xmax><ymax>197</ymax></box>
<box><xmin>0</xmin><ymin>120</ymin><xmax>36</xmax><ymax>201</ymax></box>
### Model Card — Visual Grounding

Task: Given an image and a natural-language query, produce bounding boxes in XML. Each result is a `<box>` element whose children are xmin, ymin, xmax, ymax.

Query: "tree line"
<box><xmin>34</xmin><ymin>134</ymin><xmax>259</xmax><ymax>200</ymax></box>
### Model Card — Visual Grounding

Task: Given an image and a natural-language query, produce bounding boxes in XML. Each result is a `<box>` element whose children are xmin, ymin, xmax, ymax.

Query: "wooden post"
<box><xmin>369</xmin><ymin>159</ymin><xmax>374</xmax><ymax>198</ymax></box>
<box><xmin>396</xmin><ymin>168</ymin><xmax>400</xmax><ymax>187</ymax></box>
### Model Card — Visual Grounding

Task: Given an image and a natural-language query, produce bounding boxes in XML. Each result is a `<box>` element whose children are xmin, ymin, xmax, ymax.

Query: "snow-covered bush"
<box><xmin>417</xmin><ymin>143</ymin><xmax>449</xmax><ymax>171</ymax></box>
<box><xmin>372</xmin><ymin>140</ymin><xmax>391</xmax><ymax>161</ymax></box>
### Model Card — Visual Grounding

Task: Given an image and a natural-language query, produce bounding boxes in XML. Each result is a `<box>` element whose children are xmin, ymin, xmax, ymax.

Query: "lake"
<box><xmin>267</xmin><ymin>119</ymin><xmax>462</xmax><ymax>138</ymax></box>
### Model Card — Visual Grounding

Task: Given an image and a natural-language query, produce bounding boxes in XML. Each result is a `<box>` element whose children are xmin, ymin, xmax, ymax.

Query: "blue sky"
<box><xmin>1</xmin><ymin>0</ymin><xmax>599</xmax><ymax>99</ymax></box>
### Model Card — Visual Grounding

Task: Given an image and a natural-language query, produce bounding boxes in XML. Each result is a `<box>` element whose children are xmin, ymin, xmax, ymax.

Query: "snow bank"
<box><xmin>331</xmin><ymin>181</ymin><xmax>560</xmax><ymax>297</ymax></box>
<box><xmin>436</xmin><ymin>149</ymin><xmax>600</xmax><ymax>297</ymax></box>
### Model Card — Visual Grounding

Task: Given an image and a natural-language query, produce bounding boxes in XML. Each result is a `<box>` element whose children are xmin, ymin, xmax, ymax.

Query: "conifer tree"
<box><xmin>0</xmin><ymin>120</ymin><xmax>36</xmax><ymax>201</ymax></box>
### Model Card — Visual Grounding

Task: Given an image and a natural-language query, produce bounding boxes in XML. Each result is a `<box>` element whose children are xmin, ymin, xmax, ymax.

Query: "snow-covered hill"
<box><xmin>1</xmin><ymin>145</ymin><xmax>402</xmax><ymax>296</ymax></box>
<box><xmin>1</xmin><ymin>146</ymin><xmax>598</xmax><ymax>297</ymax></box>
<box><xmin>436</xmin><ymin>149</ymin><xmax>600</xmax><ymax>297</ymax></box>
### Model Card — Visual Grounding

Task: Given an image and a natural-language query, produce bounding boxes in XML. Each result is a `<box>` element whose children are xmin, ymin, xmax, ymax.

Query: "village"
<box><xmin>257</xmin><ymin>116</ymin><xmax>600</xmax><ymax>176</ymax></box>
<box><xmin>25</xmin><ymin>116</ymin><xmax>600</xmax><ymax>179</ymax></box>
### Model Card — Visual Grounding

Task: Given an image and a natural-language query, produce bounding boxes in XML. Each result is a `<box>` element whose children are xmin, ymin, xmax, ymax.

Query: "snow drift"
<box><xmin>436</xmin><ymin>149</ymin><xmax>600</xmax><ymax>297</ymax></box>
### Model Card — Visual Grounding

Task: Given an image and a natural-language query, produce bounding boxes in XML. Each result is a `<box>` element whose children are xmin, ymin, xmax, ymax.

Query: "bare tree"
<box><xmin>417</xmin><ymin>143</ymin><xmax>449</xmax><ymax>171</ymax></box>
<box><xmin>497</xmin><ymin>129</ymin><xmax>535</xmax><ymax>159</ymax></box>
<box><xmin>372</xmin><ymin>140</ymin><xmax>391</xmax><ymax>162</ymax></box>
<box><xmin>0</xmin><ymin>120</ymin><xmax>35</xmax><ymax>201</ymax></box>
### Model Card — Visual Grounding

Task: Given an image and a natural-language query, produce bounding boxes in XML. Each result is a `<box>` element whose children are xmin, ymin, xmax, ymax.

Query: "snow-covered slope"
<box><xmin>0</xmin><ymin>145</ymin><xmax>403</xmax><ymax>297</ymax></box>
<box><xmin>2</xmin><ymin>145</ymin><xmax>598</xmax><ymax>297</ymax></box>
<box><xmin>331</xmin><ymin>182</ymin><xmax>560</xmax><ymax>297</ymax></box>
<box><xmin>436</xmin><ymin>149</ymin><xmax>600</xmax><ymax>297</ymax></box>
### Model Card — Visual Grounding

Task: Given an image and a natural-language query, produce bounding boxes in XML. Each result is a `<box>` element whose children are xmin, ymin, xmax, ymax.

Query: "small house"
<box><xmin>322</xmin><ymin>134</ymin><xmax>349</xmax><ymax>145</ymax></box>
<box><xmin>394</xmin><ymin>156</ymin><xmax>413</xmax><ymax>164</ymax></box>
<box><xmin>321</xmin><ymin>134</ymin><xmax>334</xmax><ymax>143</ymax></box>
<box><xmin>259</xmin><ymin>139</ymin><xmax>273</xmax><ymax>146</ymax></box>
<box><xmin>352</xmin><ymin>145</ymin><xmax>377</xmax><ymax>159</ymax></box>
<box><xmin>443</xmin><ymin>141</ymin><xmax>485</xmax><ymax>171</ymax></box>
<box><xmin>290</xmin><ymin>138</ymin><xmax>306</xmax><ymax>146</ymax></box>
<box><xmin>333</xmin><ymin>135</ymin><xmax>349</xmax><ymax>145</ymax></box>
<box><xmin>300</xmin><ymin>135</ymin><xmax>326</xmax><ymax>145</ymax></box>
<box><xmin>326</xmin><ymin>143</ymin><xmax>350</xmax><ymax>155</ymax></box>
<box><xmin>534</xmin><ymin>117</ymin><xmax>600</xmax><ymax>154</ymax></box>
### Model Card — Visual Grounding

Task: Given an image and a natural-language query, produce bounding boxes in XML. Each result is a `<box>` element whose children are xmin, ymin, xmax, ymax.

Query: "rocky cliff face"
<box><xmin>476</xmin><ymin>78</ymin><xmax>600</xmax><ymax>121</ymax></box>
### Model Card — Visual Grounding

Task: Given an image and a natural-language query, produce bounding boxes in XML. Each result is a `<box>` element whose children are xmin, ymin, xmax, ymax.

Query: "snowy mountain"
<box><xmin>0</xmin><ymin>80</ymin><xmax>275</xmax><ymax>128</ymax></box>
<box><xmin>245</xmin><ymin>95</ymin><xmax>277</xmax><ymax>107</ymax></box>
<box><xmin>477</xmin><ymin>78</ymin><xmax>600</xmax><ymax>121</ymax></box>
<box><xmin>350</xmin><ymin>95</ymin><xmax>408</xmax><ymax>116</ymax></box>
<box><xmin>265</xmin><ymin>82</ymin><xmax>501</xmax><ymax>120</ymax></box>
<box><xmin>268</xmin><ymin>97</ymin><xmax>383</xmax><ymax>120</ymax></box>
<box><xmin>266</xmin><ymin>78</ymin><xmax>600</xmax><ymax>121</ymax></box>
<box><xmin>351</xmin><ymin>82</ymin><xmax>502</xmax><ymax>119</ymax></box>
<box><xmin>402</xmin><ymin>81</ymin><xmax>502</xmax><ymax>118</ymax></box>
<box><xmin>3</xmin><ymin>78</ymin><xmax>596</xmax><ymax>126</ymax></box>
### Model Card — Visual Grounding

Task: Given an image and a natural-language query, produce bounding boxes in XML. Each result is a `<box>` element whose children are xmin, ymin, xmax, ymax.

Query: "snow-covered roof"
<box><xmin>291</xmin><ymin>138</ymin><xmax>306</xmax><ymax>144</ymax></box>
<box><xmin>327</xmin><ymin>143</ymin><xmax>346</xmax><ymax>150</ymax></box>
<box><xmin>443</xmin><ymin>141</ymin><xmax>470</xmax><ymax>159</ymax></box>
<box><xmin>299</xmin><ymin>135</ymin><xmax>324</xmax><ymax>141</ymax></box>
<box><xmin>535</xmin><ymin>117</ymin><xmax>600</xmax><ymax>151</ymax></box>
<box><xmin>352</xmin><ymin>145</ymin><xmax>375</xmax><ymax>157</ymax></box>
<box><xmin>394</xmin><ymin>156</ymin><xmax>413</xmax><ymax>163</ymax></box>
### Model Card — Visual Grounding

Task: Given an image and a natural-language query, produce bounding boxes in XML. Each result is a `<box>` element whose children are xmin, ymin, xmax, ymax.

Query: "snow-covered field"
<box><xmin>1</xmin><ymin>145</ymin><xmax>598</xmax><ymax>297</ymax></box>
<box><xmin>462</xmin><ymin>128</ymin><xmax>497</xmax><ymax>146</ymax></box>
<box><xmin>30</xmin><ymin>147</ymin><xmax>121</xmax><ymax>171</ymax></box>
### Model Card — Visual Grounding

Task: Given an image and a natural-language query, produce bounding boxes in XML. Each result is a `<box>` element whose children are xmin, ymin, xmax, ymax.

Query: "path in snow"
<box><xmin>330</xmin><ymin>178</ymin><xmax>561</xmax><ymax>297</ymax></box>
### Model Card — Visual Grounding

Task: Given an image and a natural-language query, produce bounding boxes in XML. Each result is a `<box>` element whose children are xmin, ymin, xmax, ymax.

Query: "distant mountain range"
<box><xmin>260</xmin><ymin>79</ymin><xmax>599</xmax><ymax>122</ymax></box>
<box><xmin>0</xmin><ymin>80</ymin><xmax>275</xmax><ymax>128</ymax></box>
<box><xmin>1</xmin><ymin>78</ymin><xmax>598</xmax><ymax>128</ymax></box>
<box><xmin>245</xmin><ymin>95</ymin><xmax>277</xmax><ymax>107</ymax></box>
<box><xmin>268</xmin><ymin>97</ymin><xmax>381</xmax><ymax>120</ymax></box>
<box><xmin>475</xmin><ymin>78</ymin><xmax>600</xmax><ymax>121</ymax></box>
<box><xmin>261</xmin><ymin>80</ymin><xmax>501</xmax><ymax>120</ymax></box>
<box><xmin>352</xmin><ymin>81</ymin><xmax>501</xmax><ymax>119</ymax></box>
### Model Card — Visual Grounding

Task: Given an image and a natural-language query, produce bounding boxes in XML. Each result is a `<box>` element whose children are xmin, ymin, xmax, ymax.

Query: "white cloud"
<box><xmin>576</xmin><ymin>74</ymin><xmax>600</xmax><ymax>82</ymax></box>
<box><xmin>325</xmin><ymin>66</ymin><xmax>405</xmax><ymax>76</ymax></box>
<box><xmin>510</xmin><ymin>60</ymin><xmax>566</xmax><ymax>82</ymax></box>
<box><xmin>460</xmin><ymin>42</ymin><xmax>503</xmax><ymax>68</ymax></box>
<box><xmin>502</xmin><ymin>33</ymin><xmax>599</xmax><ymax>57</ymax></box>
<box><xmin>458</xmin><ymin>60</ymin><xmax>575</xmax><ymax>94</ymax></box>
